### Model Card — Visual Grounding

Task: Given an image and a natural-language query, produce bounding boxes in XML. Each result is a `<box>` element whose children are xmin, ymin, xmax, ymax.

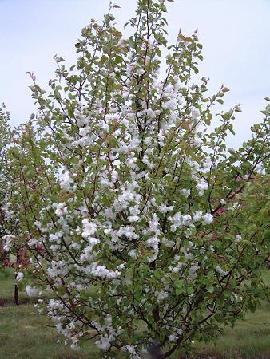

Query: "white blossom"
<box><xmin>26</xmin><ymin>285</ymin><xmax>39</xmax><ymax>297</ymax></box>
<box><xmin>59</xmin><ymin>171</ymin><xmax>73</xmax><ymax>191</ymax></box>
<box><xmin>16</xmin><ymin>272</ymin><xmax>24</xmax><ymax>282</ymax></box>
<box><xmin>54</xmin><ymin>203</ymin><xmax>67</xmax><ymax>217</ymax></box>
<box><xmin>202</xmin><ymin>213</ymin><xmax>213</xmax><ymax>225</ymax></box>
<box><xmin>81</xmin><ymin>219</ymin><xmax>97</xmax><ymax>238</ymax></box>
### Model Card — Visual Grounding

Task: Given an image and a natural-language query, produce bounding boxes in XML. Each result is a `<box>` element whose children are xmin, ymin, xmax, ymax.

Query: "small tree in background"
<box><xmin>0</xmin><ymin>105</ymin><xmax>28</xmax><ymax>304</ymax></box>
<box><xmin>0</xmin><ymin>104</ymin><xmax>11</xmax><ymax>264</ymax></box>
<box><xmin>6</xmin><ymin>0</ymin><xmax>270</xmax><ymax>357</ymax></box>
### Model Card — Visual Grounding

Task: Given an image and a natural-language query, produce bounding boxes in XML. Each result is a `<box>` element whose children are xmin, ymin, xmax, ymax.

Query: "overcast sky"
<box><xmin>0</xmin><ymin>0</ymin><xmax>270</xmax><ymax>147</ymax></box>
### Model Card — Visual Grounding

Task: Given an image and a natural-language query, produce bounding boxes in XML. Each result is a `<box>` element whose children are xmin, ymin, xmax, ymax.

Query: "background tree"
<box><xmin>0</xmin><ymin>104</ymin><xmax>11</xmax><ymax>265</ymax></box>
<box><xmin>0</xmin><ymin>106</ymin><xmax>28</xmax><ymax>304</ymax></box>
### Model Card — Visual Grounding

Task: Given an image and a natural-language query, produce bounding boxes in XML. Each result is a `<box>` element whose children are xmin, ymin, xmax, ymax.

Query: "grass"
<box><xmin>192</xmin><ymin>301</ymin><xmax>270</xmax><ymax>359</ymax></box>
<box><xmin>1</xmin><ymin>270</ymin><xmax>270</xmax><ymax>358</ymax></box>
<box><xmin>0</xmin><ymin>304</ymin><xmax>96</xmax><ymax>359</ymax></box>
<box><xmin>0</xmin><ymin>271</ymin><xmax>104</xmax><ymax>359</ymax></box>
<box><xmin>0</xmin><ymin>268</ymin><xmax>15</xmax><ymax>298</ymax></box>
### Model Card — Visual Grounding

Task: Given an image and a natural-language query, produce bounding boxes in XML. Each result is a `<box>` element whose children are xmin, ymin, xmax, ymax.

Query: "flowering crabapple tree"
<box><xmin>0</xmin><ymin>106</ymin><xmax>28</xmax><ymax>304</ymax></box>
<box><xmin>7</xmin><ymin>0</ymin><xmax>270</xmax><ymax>357</ymax></box>
<box><xmin>0</xmin><ymin>105</ymin><xmax>11</xmax><ymax>265</ymax></box>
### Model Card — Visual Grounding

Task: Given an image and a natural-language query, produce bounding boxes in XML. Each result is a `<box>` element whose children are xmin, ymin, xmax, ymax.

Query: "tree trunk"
<box><xmin>14</xmin><ymin>284</ymin><xmax>19</xmax><ymax>305</ymax></box>
<box><xmin>148</xmin><ymin>341</ymin><xmax>165</xmax><ymax>359</ymax></box>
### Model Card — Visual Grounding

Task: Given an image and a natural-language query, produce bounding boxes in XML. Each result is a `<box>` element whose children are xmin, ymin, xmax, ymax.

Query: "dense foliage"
<box><xmin>2</xmin><ymin>0</ymin><xmax>270</xmax><ymax>357</ymax></box>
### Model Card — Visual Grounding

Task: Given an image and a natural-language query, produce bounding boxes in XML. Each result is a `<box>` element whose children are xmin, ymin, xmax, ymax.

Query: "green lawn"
<box><xmin>0</xmin><ymin>304</ymin><xmax>96</xmax><ymax>359</ymax></box>
<box><xmin>192</xmin><ymin>301</ymin><xmax>270</xmax><ymax>359</ymax></box>
<box><xmin>1</xmin><ymin>270</ymin><xmax>270</xmax><ymax>358</ymax></box>
<box><xmin>0</xmin><ymin>268</ymin><xmax>15</xmax><ymax>300</ymax></box>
